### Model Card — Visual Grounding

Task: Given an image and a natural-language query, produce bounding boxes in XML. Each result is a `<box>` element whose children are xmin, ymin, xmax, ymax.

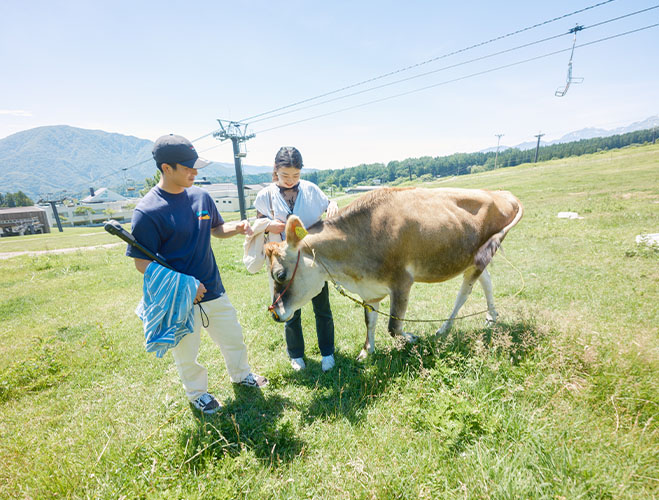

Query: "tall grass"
<box><xmin>1</xmin><ymin>144</ymin><xmax>657</xmax><ymax>499</ymax></box>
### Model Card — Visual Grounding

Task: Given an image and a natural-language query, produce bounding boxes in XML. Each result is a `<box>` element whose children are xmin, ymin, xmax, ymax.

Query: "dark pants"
<box><xmin>285</xmin><ymin>282</ymin><xmax>335</xmax><ymax>359</ymax></box>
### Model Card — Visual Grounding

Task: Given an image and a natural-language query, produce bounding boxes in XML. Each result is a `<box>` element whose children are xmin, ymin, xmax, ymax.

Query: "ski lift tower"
<box><xmin>213</xmin><ymin>120</ymin><xmax>255</xmax><ymax>220</ymax></box>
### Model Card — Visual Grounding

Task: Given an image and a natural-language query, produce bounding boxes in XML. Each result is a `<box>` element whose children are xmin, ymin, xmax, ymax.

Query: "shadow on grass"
<box><xmin>179</xmin><ymin>387</ymin><xmax>303</xmax><ymax>469</ymax></box>
<box><xmin>438</xmin><ymin>316</ymin><xmax>544</xmax><ymax>365</ymax></box>
<box><xmin>173</xmin><ymin>318</ymin><xmax>543</xmax><ymax>468</ymax></box>
<box><xmin>285</xmin><ymin>316</ymin><xmax>542</xmax><ymax>425</ymax></box>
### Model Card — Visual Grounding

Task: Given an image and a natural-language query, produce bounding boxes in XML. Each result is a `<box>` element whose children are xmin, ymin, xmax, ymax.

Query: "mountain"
<box><xmin>514</xmin><ymin>115</ymin><xmax>659</xmax><ymax>151</ymax></box>
<box><xmin>479</xmin><ymin>115</ymin><xmax>659</xmax><ymax>152</ymax></box>
<box><xmin>0</xmin><ymin>125</ymin><xmax>271</xmax><ymax>199</ymax></box>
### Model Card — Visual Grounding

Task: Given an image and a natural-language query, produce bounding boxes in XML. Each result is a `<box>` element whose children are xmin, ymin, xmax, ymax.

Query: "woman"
<box><xmin>254</xmin><ymin>146</ymin><xmax>339</xmax><ymax>372</ymax></box>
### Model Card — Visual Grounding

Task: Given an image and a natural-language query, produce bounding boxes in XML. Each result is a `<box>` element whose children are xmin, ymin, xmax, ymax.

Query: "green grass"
<box><xmin>1</xmin><ymin>144</ymin><xmax>657</xmax><ymax>499</ymax></box>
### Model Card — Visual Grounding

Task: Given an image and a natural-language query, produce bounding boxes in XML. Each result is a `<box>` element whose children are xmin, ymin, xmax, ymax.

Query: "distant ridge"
<box><xmin>2</xmin><ymin>116</ymin><xmax>657</xmax><ymax>199</ymax></box>
<box><xmin>0</xmin><ymin>125</ymin><xmax>271</xmax><ymax>199</ymax></box>
<box><xmin>481</xmin><ymin>115</ymin><xmax>659</xmax><ymax>152</ymax></box>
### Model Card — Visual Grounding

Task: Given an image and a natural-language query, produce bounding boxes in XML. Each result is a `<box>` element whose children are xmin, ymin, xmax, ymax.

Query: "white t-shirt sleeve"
<box><xmin>254</xmin><ymin>187</ymin><xmax>273</xmax><ymax>219</ymax></box>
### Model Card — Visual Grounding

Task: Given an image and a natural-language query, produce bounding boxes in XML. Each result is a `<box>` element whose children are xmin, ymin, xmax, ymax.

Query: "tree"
<box><xmin>140</xmin><ymin>171</ymin><xmax>161</xmax><ymax>196</ymax></box>
<box><xmin>1</xmin><ymin>191</ymin><xmax>34</xmax><ymax>207</ymax></box>
<box><xmin>74</xmin><ymin>206</ymin><xmax>94</xmax><ymax>216</ymax></box>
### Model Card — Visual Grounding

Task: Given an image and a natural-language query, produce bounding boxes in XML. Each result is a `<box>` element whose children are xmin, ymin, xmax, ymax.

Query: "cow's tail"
<box><xmin>474</xmin><ymin>194</ymin><xmax>524</xmax><ymax>271</ymax></box>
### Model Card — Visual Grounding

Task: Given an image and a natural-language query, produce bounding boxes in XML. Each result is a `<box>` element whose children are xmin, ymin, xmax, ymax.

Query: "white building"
<box><xmin>196</xmin><ymin>182</ymin><xmax>269</xmax><ymax>212</ymax></box>
<box><xmin>42</xmin><ymin>188</ymin><xmax>138</xmax><ymax>227</ymax></box>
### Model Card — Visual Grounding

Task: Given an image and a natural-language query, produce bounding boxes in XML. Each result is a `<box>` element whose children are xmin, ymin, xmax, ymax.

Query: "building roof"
<box><xmin>0</xmin><ymin>206</ymin><xmax>46</xmax><ymax>215</ymax></box>
<box><xmin>245</xmin><ymin>183</ymin><xmax>270</xmax><ymax>191</ymax></box>
<box><xmin>345</xmin><ymin>186</ymin><xmax>382</xmax><ymax>194</ymax></box>
<box><xmin>81</xmin><ymin>188</ymin><xmax>127</xmax><ymax>203</ymax></box>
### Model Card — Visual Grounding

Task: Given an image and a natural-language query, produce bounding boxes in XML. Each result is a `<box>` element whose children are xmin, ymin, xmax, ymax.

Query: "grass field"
<box><xmin>1</xmin><ymin>144</ymin><xmax>657</xmax><ymax>499</ymax></box>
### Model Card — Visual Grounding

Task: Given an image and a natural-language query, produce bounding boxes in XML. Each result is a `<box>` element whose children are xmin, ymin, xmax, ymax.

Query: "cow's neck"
<box><xmin>303</xmin><ymin>223</ymin><xmax>353</xmax><ymax>283</ymax></box>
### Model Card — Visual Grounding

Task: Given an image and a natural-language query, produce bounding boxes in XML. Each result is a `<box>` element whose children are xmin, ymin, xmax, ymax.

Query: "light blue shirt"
<box><xmin>135</xmin><ymin>262</ymin><xmax>200</xmax><ymax>358</ymax></box>
<box><xmin>254</xmin><ymin>180</ymin><xmax>330</xmax><ymax>233</ymax></box>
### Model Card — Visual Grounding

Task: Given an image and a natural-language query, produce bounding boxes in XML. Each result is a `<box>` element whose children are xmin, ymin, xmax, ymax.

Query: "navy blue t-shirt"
<box><xmin>126</xmin><ymin>185</ymin><xmax>225</xmax><ymax>302</ymax></box>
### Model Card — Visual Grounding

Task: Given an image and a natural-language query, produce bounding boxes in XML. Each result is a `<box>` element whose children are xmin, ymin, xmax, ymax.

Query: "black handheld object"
<box><xmin>103</xmin><ymin>220</ymin><xmax>174</xmax><ymax>271</ymax></box>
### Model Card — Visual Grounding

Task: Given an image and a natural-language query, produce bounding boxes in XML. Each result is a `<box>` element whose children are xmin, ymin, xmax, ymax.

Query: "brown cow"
<box><xmin>264</xmin><ymin>187</ymin><xmax>523</xmax><ymax>359</ymax></box>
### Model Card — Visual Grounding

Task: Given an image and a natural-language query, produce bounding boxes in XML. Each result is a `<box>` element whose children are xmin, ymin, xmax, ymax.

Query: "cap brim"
<box><xmin>180</xmin><ymin>157</ymin><xmax>211</xmax><ymax>169</ymax></box>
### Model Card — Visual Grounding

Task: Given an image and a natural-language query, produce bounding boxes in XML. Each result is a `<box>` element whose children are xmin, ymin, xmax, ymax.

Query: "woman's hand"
<box><xmin>326</xmin><ymin>201</ymin><xmax>339</xmax><ymax>218</ymax></box>
<box><xmin>267</xmin><ymin>220</ymin><xmax>286</xmax><ymax>234</ymax></box>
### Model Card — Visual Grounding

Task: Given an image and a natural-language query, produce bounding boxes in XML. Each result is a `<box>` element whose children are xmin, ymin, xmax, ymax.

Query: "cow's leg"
<box><xmin>435</xmin><ymin>268</ymin><xmax>481</xmax><ymax>338</ymax></box>
<box><xmin>357</xmin><ymin>301</ymin><xmax>379</xmax><ymax>361</ymax></box>
<box><xmin>388</xmin><ymin>278</ymin><xmax>418</xmax><ymax>344</ymax></box>
<box><xmin>478</xmin><ymin>269</ymin><xmax>498</xmax><ymax>325</ymax></box>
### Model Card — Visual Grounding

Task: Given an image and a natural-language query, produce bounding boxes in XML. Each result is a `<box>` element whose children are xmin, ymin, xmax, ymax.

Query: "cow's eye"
<box><xmin>273</xmin><ymin>269</ymin><xmax>287</xmax><ymax>283</ymax></box>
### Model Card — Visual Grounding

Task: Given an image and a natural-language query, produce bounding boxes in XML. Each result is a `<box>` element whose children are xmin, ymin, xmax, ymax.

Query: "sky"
<box><xmin>1</xmin><ymin>0</ymin><xmax>658</xmax><ymax>172</ymax></box>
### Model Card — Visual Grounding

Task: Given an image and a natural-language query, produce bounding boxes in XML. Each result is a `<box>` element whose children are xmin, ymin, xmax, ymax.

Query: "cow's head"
<box><xmin>265</xmin><ymin>216</ymin><xmax>326</xmax><ymax>322</ymax></box>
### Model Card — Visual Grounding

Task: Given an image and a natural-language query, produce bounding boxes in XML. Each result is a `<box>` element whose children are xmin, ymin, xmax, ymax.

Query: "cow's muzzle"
<box><xmin>268</xmin><ymin>304</ymin><xmax>284</xmax><ymax>322</ymax></box>
<box><xmin>267</xmin><ymin>250</ymin><xmax>301</xmax><ymax>323</ymax></box>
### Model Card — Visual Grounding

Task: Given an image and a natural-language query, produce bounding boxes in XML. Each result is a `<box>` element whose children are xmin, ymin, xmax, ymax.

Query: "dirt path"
<box><xmin>0</xmin><ymin>243</ymin><xmax>123</xmax><ymax>260</ymax></box>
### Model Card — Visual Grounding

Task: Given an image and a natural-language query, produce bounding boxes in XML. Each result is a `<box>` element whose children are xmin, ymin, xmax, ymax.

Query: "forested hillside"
<box><xmin>305</xmin><ymin>128</ymin><xmax>657</xmax><ymax>189</ymax></box>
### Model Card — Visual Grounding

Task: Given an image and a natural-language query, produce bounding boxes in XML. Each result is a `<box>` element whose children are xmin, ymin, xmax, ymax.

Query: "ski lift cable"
<box><xmin>238</xmin><ymin>0</ymin><xmax>618</xmax><ymax>123</ymax></box>
<box><xmin>248</xmin><ymin>31</ymin><xmax>569</xmax><ymax>125</ymax></box>
<box><xmin>254</xmin><ymin>23</ymin><xmax>659</xmax><ymax>135</ymax></box>
<box><xmin>89</xmin><ymin>2</ymin><xmax>644</xmax><ymax>185</ymax></box>
<box><xmin>85</xmin><ymin>3</ymin><xmax>652</xmax><ymax>188</ymax></box>
<box><xmin>248</xmin><ymin>4</ymin><xmax>659</xmax><ymax>125</ymax></box>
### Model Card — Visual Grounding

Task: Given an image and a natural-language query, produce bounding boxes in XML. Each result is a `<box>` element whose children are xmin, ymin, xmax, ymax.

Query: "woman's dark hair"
<box><xmin>272</xmin><ymin>146</ymin><xmax>303</xmax><ymax>182</ymax></box>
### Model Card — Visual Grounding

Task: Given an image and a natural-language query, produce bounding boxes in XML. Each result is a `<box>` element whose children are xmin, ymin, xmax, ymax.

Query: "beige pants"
<box><xmin>171</xmin><ymin>294</ymin><xmax>251</xmax><ymax>401</ymax></box>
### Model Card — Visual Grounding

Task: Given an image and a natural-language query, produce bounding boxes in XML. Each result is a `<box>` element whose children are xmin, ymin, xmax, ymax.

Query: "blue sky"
<box><xmin>1</xmin><ymin>0</ymin><xmax>658</xmax><ymax>170</ymax></box>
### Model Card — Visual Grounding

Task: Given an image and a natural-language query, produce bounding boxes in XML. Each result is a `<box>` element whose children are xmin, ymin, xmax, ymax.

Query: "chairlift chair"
<box><xmin>235</xmin><ymin>141</ymin><xmax>247</xmax><ymax>158</ymax></box>
<box><xmin>555</xmin><ymin>24</ymin><xmax>584</xmax><ymax>97</ymax></box>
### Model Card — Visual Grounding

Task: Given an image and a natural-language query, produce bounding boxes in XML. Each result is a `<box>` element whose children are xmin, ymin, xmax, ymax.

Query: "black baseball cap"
<box><xmin>152</xmin><ymin>134</ymin><xmax>211</xmax><ymax>169</ymax></box>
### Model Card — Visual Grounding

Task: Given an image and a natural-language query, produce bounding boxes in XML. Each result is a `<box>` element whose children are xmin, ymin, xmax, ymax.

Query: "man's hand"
<box><xmin>235</xmin><ymin>220</ymin><xmax>253</xmax><ymax>236</ymax></box>
<box><xmin>211</xmin><ymin>220</ymin><xmax>253</xmax><ymax>238</ymax></box>
<box><xmin>133</xmin><ymin>258</ymin><xmax>152</xmax><ymax>274</ymax></box>
<box><xmin>194</xmin><ymin>282</ymin><xmax>207</xmax><ymax>304</ymax></box>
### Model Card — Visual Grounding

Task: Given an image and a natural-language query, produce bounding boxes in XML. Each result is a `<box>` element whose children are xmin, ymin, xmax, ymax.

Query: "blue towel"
<box><xmin>135</xmin><ymin>262</ymin><xmax>200</xmax><ymax>358</ymax></box>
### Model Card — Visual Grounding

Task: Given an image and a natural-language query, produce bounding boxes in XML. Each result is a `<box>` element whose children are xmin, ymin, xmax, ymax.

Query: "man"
<box><xmin>126</xmin><ymin>134</ymin><xmax>267</xmax><ymax>415</ymax></box>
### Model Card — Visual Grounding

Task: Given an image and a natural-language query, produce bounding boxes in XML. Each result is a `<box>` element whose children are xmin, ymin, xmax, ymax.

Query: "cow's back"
<box><xmin>319</xmin><ymin>187</ymin><xmax>521</xmax><ymax>284</ymax></box>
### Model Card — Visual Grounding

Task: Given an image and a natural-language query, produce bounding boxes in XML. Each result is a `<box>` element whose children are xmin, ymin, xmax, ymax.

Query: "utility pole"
<box><xmin>121</xmin><ymin>168</ymin><xmax>128</xmax><ymax>196</ymax></box>
<box><xmin>534</xmin><ymin>133</ymin><xmax>545</xmax><ymax>163</ymax></box>
<box><xmin>494</xmin><ymin>133</ymin><xmax>504</xmax><ymax>169</ymax></box>
<box><xmin>213</xmin><ymin>120</ymin><xmax>255</xmax><ymax>221</ymax></box>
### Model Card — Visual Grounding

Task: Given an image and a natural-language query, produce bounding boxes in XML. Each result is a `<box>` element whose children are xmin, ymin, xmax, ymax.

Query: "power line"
<box><xmin>239</xmin><ymin>0</ymin><xmax>618</xmax><ymax>122</ymax></box>
<box><xmin>85</xmin><ymin>2</ymin><xmax>636</xmax><ymax>186</ymax></box>
<box><xmin>83</xmin><ymin>3</ymin><xmax>653</xmax><ymax>190</ymax></box>
<box><xmin>249</xmin><ymin>4</ymin><xmax>659</xmax><ymax>125</ymax></box>
<box><xmin>249</xmin><ymin>31</ymin><xmax>569</xmax><ymax>125</ymax></box>
<box><xmin>254</xmin><ymin>23</ymin><xmax>659</xmax><ymax>135</ymax></box>
<box><xmin>84</xmin><ymin>131</ymin><xmax>230</xmax><ymax>192</ymax></box>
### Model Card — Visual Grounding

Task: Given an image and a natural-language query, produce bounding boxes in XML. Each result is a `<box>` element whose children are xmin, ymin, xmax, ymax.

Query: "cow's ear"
<box><xmin>285</xmin><ymin>216</ymin><xmax>308</xmax><ymax>246</ymax></box>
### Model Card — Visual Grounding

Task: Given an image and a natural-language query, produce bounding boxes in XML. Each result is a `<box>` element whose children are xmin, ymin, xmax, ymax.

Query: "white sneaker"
<box><xmin>290</xmin><ymin>357</ymin><xmax>306</xmax><ymax>371</ymax></box>
<box><xmin>321</xmin><ymin>354</ymin><xmax>335</xmax><ymax>372</ymax></box>
<box><xmin>237</xmin><ymin>372</ymin><xmax>268</xmax><ymax>388</ymax></box>
<box><xmin>191</xmin><ymin>393</ymin><xmax>221</xmax><ymax>415</ymax></box>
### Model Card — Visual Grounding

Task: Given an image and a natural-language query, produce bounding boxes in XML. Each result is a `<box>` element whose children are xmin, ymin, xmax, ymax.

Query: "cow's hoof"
<box><xmin>402</xmin><ymin>332</ymin><xmax>419</xmax><ymax>344</ymax></box>
<box><xmin>485</xmin><ymin>311</ymin><xmax>498</xmax><ymax>326</ymax></box>
<box><xmin>356</xmin><ymin>349</ymin><xmax>369</xmax><ymax>361</ymax></box>
<box><xmin>435</xmin><ymin>321</ymin><xmax>452</xmax><ymax>338</ymax></box>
